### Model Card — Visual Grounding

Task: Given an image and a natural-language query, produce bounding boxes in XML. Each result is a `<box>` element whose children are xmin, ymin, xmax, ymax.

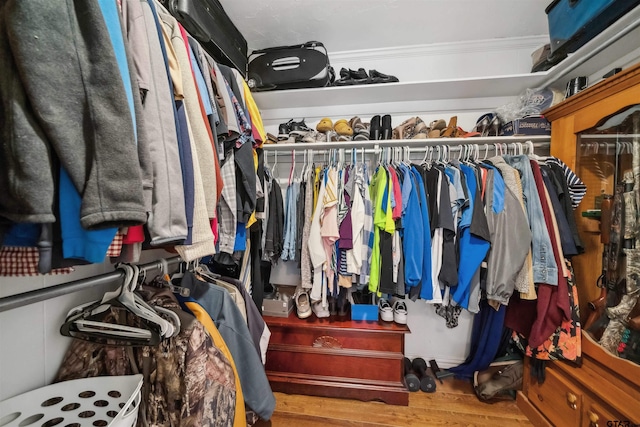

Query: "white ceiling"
<box><xmin>220</xmin><ymin>0</ymin><xmax>552</xmax><ymax>53</ymax></box>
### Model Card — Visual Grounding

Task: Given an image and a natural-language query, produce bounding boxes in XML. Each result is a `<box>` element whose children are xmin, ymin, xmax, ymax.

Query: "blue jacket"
<box><xmin>399</xmin><ymin>164</ymin><xmax>423</xmax><ymax>289</ymax></box>
<box><xmin>410</xmin><ymin>166</ymin><xmax>433</xmax><ymax>301</ymax></box>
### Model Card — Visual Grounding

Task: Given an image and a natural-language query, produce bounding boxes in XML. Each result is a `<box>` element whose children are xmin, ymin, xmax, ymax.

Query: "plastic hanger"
<box><xmin>60</xmin><ymin>264</ymin><xmax>165</xmax><ymax>345</ymax></box>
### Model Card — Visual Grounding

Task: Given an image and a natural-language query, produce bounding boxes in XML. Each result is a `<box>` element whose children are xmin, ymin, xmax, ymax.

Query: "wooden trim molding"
<box><xmin>544</xmin><ymin>61</ymin><xmax>640</xmax><ymax>121</ymax></box>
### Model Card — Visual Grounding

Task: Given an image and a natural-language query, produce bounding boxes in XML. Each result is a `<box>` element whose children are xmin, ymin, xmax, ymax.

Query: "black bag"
<box><xmin>247</xmin><ymin>41</ymin><xmax>334</xmax><ymax>91</ymax></box>
<box><xmin>164</xmin><ymin>0</ymin><xmax>248</xmax><ymax>75</ymax></box>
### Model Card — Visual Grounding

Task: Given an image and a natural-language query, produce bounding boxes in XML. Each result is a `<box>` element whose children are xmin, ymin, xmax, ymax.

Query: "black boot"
<box><xmin>381</xmin><ymin>114</ymin><xmax>392</xmax><ymax>140</ymax></box>
<box><xmin>370</xmin><ymin>115</ymin><xmax>381</xmax><ymax>141</ymax></box>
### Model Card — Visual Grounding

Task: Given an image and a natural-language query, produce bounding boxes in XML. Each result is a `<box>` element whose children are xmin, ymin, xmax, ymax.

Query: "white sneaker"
<box><xmin>312</xmin><ymin>300</ymin><xmax>330</xmax><ymax>318</ymax></box>
<box><xmin>378</xmin><ymin>298</ymin><xmax>393</xmax><ymax>322</ymax></box>
<box><xmin>393</xmin><ymin>300</ymin><xmax>408</xmax><ymax>325</ymax></box>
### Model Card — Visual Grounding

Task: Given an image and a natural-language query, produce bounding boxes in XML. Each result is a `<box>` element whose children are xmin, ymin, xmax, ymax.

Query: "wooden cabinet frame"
<box><xmin>517</xmin><ymin>62</ymin><xmax>640</xmax><ymax>426</ymax></box>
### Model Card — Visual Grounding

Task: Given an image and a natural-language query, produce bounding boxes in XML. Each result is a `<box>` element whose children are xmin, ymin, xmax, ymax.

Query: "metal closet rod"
<box><xmin>261</xmin><ymin>135</ymin><xmax>551</xmax><ymax>152</ymax></box>
<box><xmin>0</xmin><ymin>256</ymin><xmax>182</xmax><ymax>313</ymax></box>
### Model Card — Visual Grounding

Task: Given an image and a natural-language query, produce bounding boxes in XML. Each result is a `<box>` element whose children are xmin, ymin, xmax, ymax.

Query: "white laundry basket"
<box><xmin>0</xmin><ymin>374</ymin><xmax>143</xmax><ymax>427</ymax></box>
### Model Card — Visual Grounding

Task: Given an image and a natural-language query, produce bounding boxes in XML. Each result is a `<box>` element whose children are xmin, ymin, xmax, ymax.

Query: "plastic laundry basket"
<box><xmin>0</xmin><ymin>374</ymin><xmax>143</xmax><ymax>427</ymax></box>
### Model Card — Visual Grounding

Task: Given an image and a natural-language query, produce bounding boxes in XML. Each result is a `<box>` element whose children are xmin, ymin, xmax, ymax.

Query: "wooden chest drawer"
<box><xmin>264</xmin><ymin>313</ymin><xmax>411</xmax><ymax>406</ymax></box>
<box><xmin>581</xmin><ymin>395</ymin><xmax>625</xmax><ymax>427</ymax></box>
<box><xmin>528</xmin><ymin>366</ymin><xmax>582</xmax><ymax>426</ymax></box>
<box><xmin>266</xmin><ymin>344</ymin><xmax>403</xmax><ymax>382</ymax></box>
<box><xmin>268</xmin><ymin>324</ymin><xmax>405</xmax><ymax>352</ymax></box>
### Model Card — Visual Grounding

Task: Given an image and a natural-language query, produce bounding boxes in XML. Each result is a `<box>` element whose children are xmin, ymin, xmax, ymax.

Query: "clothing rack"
<box><xmin>261</xmin><ymin>135</ymin><xmax>550</xmax><ymax>153</ymax></box>
<box><xmin>0</xmin><ymin>256</ymin><xmax>182</xmax><ymax>313</ymax></box>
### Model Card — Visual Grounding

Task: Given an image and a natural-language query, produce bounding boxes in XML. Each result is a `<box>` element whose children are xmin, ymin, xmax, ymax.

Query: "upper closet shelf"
<box><xmin>252</xmin><ymin>4</ymin><xmax>640</xmax><ymax>112</ymax></box>
<box><xmin>252</xmin><ymin>74</ymin><xmax>548</xmax><ymax>111</ymax></box>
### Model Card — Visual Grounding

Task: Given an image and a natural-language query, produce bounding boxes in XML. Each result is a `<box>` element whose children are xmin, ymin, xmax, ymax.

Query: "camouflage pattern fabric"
<box><xmin>600</xmin><ymin>248</ymin><xmax>640</xmax><ymax>354</ymax></box>
<box><xmin>55</xmin><ymin>288</ymin><xmax>236</xmax><ymax>427</ymax></box>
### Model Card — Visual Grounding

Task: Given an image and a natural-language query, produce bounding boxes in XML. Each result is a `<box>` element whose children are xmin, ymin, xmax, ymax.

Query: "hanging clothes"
<box><xmin>178</xmin><ymin>271</ymin><xmax>276</xmax><ymax>421</ymax></box>
<box><xmin>55</xmin><ymin>287</ymin><xmax>237</xmax><ymax>427</ymax></box>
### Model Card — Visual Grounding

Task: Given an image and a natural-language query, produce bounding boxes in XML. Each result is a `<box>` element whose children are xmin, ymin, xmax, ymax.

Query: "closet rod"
<box><xmin>0</xmin><ymin>256</ymin><xmax>182</xmax><ymax>313</ymax></box>
<box><xmin>261</xmin><ymin>135</ymin><xmax>550</xmax><ymax>151</ymax></box>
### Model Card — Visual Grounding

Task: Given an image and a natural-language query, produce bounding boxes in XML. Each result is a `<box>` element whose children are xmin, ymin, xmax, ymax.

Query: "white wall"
<box><xmin>0</xmin><ymin>249</ymin><xmax>172</xmax><ymax>401</ymax></box>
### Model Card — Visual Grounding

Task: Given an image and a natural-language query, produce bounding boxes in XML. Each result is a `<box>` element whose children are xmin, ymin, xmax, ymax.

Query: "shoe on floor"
<box><xmin>393</xmin><ymin>300</ymin><xmax>408</xmax><ymax>324</ymax></box>
<box><xmin>295</xmin><ymin>289</ymin><xmax>312</xmax><ymax>319</ymax></box>
<box><xmin>379</xmin><ymin>298</ymin><xmax>393</xmax><ymax>322</ymax></box>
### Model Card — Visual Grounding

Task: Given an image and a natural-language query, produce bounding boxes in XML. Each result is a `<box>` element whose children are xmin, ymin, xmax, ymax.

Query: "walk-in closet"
<box><xmin>2</xmin><ymin>1</ymin><xmax>640</xmax><ymax>426</ymax></box>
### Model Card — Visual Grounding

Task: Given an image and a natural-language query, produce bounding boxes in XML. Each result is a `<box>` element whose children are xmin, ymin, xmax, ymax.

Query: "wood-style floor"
<box><xmin>256</xmin><ymin>376</ymin><xmax>532</xmax><ymax>427</ymax></box>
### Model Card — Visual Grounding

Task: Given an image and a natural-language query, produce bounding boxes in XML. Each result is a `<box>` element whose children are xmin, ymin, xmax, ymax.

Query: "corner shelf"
<box><xmin>252</xmin><ymin>4</ymin><xmax>640</xmax><ymax>116</ymax></box>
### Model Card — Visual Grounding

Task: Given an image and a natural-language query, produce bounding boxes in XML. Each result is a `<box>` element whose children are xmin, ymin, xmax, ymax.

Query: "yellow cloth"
<box><xmin>242</xmin><ymin>80</ymin><xmax>266</xmax><ymax>147</ymax></box>
<box><xmin>159</xmin><ymin>23</ymin><xmax>183</xmax><ymax>100</ymax></box>
<box><xmin>184</xmin><ymin>301</ymin><xmax>246</xmax><ymax>427</ymax></box>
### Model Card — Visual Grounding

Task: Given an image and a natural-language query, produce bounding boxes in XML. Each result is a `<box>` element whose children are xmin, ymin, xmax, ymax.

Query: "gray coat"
<box><xmin>2</xmin><ymin>0</ymin><xmax>146</xmax><ymax>229</ymax></box>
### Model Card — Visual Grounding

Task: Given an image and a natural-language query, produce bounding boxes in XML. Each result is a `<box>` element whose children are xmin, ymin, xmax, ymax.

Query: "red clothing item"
<box><xmin>527</xmin><ymin>160</ymin><xmax>571</xmax><ymax>348</ymax></box>
<box><xmin>211</xmin><ymin>218</ymin><xmax>219</xmax><ymax>246</ymax></box>
<box><xmin>122</xmin><ymin>225</ymin><xmax>145</xmax><ymax>244</ymax></box>
<box><xmin>388</xmin><ymin>166</ymin><xmax>403</xmax><ymax>220</ymax></box>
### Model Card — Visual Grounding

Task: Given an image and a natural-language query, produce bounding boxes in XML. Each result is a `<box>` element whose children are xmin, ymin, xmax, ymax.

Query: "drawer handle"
<box><xmin>566</xmin><ymin>392</ymin><xmax>577</xmax><ymax>410</ymax></box>
<box><xmin>588</xmin><ymin>410</ymin><xmax>599</xmax><ymax>427</ymax></box>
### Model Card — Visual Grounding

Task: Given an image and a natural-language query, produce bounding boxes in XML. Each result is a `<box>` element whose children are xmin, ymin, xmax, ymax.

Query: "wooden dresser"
<box><xmin>516</xmin><ymin>63</ymin><xmax>640</xmax><ymax>426</ymax></box>
<box><xmin>263</xmin><ymin>313</ymin><xmax>411</xmax><ymax>406</ymax></box>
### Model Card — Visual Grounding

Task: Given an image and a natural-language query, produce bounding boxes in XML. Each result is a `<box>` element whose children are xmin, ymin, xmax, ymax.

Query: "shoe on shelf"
<box><xmin>370</xmin><ymin>115</ymin><xmax>382</xmax><ymax>141</ymax></box>
<box><xmin>381</xmin><ymin>114</ymin><xmax>392</xmax><ymax>140</ymax></box>
<box><xmin>298</xmin><ymin>131</ymin><xmax>317</xmax><ymax>143</ymax></box>
<box><xmin>316</xmin><ymin>117</ymin><xmax>334</xmax><ymax>133</ymax></box>
<box><xmin>428</xmin><ymin>119</ymin><xmax>447</xmax><ymax>138</ymax></box>
<box><xmin>379</xmin><ymin>298</ymin><xmax>394</xmax><ymax>322</ymax></box>
<box><xmin>369</xmin><ymin>69</ymin><xmax>399</xmax><ymax>84</ymax></box>
<box><xmin>289</xmin><ymin>118</ymin><xmax>313</xmax><ymax>135</ymax></box>
<box><xmin>393</xmin><ymin>300</ymin><xmax>408</xmax><ymax>324</ymax></box>
<box><xmin>334</xmin><ymin>119</ymin><xmax>353</xmax><ymax>137</ymax></box>
<box><xmin>441</xmin><ymin>116</ymin><xmax>458</xmax><ymax>137</ymax></box>
<box><xmin>350</xmin><ymin>68</ymin><xmax>370</xmax><ymax>84</ymax></box>
<box><xmin>350</xmin><ymin>116</ymin><xmax>370</xmax><ymax>141</ymax></box>
<box><xmin>312</xmin><ymin>300</ymin><xmax>330</xmax><ymax>318</ymax></box>
<box><xmin>295</xmin><ymin>288</ymin><xmax>312</xmax><ymax>319</ymax></box>
<box><xmin>413</xmin><ymin>117</ymin><xmax>428</xmax><ymax>139</ymax></box>
<box><xmin>393</xmin><ymin>117</ymin><xmax>417</xmax><ymax>140</ymax></box>
<box><xmin>278</xmin><ymin>119</ymin><xmax>294</xmax><ymax>141</ymax></box>
<box><xmin>265</xmin><ymin>133</ymin><xmax>278</xmax><ymax>144</ymax></box>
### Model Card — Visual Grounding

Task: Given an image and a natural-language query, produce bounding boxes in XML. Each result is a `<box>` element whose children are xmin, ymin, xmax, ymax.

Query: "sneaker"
<box><xmin>312</xmin><ymin>300</ymin><xmax>330</xmax><ymax>318</ymax></box>
<box><xmin>378</xmin><ymin>298</ymin><xmax>393</xmax><ymax>322</ymax></box>
<box><xmin>295</xmin><ymin>289</ymin><xmax>312</xmax><ymax>319</ymax></box>
<box><xmin>369</xmin><ymin>69</ymin><xmax>399</xmax><ymax>84</ymax></box>
<box><xmin>278</xmin><ymin>119</ymin><xmax>293</xmax><ymax>140</ymax></box>
<box><xmin>393</xmin><ymin>300</ymin><xmax>408</xmax><ymax>324</ymax></box>
<box><xmin>289</xmin><ymin>119</ymin><xmax>312</xmax><ymax>135</ymax></box>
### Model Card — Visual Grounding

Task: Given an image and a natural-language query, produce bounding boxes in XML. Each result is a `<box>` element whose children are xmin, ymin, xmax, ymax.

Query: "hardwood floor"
<box><xmin>256</xmin><ymin>376</ymin><xmax>532</xmax><ymax>426</ymax></box>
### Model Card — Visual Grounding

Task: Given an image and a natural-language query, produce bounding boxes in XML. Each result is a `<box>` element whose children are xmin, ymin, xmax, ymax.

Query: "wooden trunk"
<box><xmin>263</xmin><ymin>312</ymin><xmax>411</xmax><ymax>406</ymax></box>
